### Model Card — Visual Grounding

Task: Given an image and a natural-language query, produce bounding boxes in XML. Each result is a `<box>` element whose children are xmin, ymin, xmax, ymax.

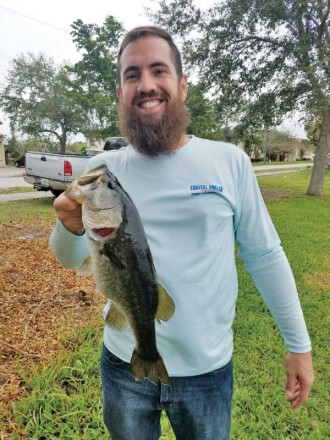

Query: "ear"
<box><xmin>116</xmin><ymin>85</ymin><xmax>122</xmax><ymax>101</ymax></box>
<box><xmin>179</xmin><ymin>73</ymin><xmax>188</xmax><ymax>102</ymax></box>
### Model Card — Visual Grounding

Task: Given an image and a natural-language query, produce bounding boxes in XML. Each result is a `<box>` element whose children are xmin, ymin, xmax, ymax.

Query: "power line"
<box><xmin>0</xmin><ymin>4</ymin><xmax>70</xmax><ymax>34</ymax></box>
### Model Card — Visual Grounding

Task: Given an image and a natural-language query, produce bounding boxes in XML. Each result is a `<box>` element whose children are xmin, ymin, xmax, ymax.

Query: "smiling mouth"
<box><xmin>139</xmin><ymin>99</ymin><xmax>163</xmax><ymax>109</ymax></box>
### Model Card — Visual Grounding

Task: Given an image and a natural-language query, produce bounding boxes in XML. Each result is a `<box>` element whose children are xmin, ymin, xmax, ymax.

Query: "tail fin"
<box><xmin>130</xmin><ymin>350</ymin><xmax>170</xmax><ymax>385</ymax></box>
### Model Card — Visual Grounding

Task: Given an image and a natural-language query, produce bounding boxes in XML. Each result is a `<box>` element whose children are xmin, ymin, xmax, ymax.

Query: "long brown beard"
<box><xmin>119</xmin><ymin>97</ymin><xmax>190</xmax><ymax>157</ymax></box>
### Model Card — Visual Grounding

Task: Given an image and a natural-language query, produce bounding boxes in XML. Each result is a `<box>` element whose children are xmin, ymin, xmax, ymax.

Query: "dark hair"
<box><xmin>117</xmin><ymin>26</ymin><xmax>183</xmax><ymax>81</ymax></box>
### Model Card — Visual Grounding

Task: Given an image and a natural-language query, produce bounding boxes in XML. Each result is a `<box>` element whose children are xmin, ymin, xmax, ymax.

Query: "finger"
<box><xmin>291</xmin><ymin>398</ymin><xmax>301</xmax><ymax>410</ymax></box>
<box><xmin>286</xmin><ymin>376</ymin><xmax>298</xmax><ymax>399</ymax></box>
<box><xmin>296</xmin><ymin>379</ymin><xmax>312</xmax><ymax>407</ymax></box>
<box><xmin>54</xmin><ymin>193</ymin><xmax>80</xmax><ymax>212</ymax></box>
<box><xmin>287</xmin><ymin>379</ymin><xmax>312</xmax><ymax>410</ymax></box>
<box><xmin>287</xmin><ymin>387</ymin><xmax>300</xmax><ymax>400</ymax></box>
<box><xmin>291</xmin><ymin>394</ymin><xmax>305</xmax><ymax>410</ymax></box>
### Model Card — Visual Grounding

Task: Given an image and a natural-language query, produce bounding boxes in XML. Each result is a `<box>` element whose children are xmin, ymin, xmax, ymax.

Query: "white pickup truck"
<box><xmin>23</xmin><ymin>137</ymin><xmax>128</xmax><ymax>196</ymax></box>
<box><xmin>24</xmin><ymin>152</ymin><xmax>91</xmax><ymax>197</ymax></box>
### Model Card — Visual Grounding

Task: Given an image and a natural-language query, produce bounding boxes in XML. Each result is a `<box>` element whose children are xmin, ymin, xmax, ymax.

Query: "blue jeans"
<box><xmin>101</xmin><ymin>344</ymin><xmax>233</xmax><ymax>440</ymax></box>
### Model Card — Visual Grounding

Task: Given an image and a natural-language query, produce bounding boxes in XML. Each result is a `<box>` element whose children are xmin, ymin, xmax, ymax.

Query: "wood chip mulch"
<box><xmin>0</xmin><ymin>220</ymin><xmax>105</xmax><ymax>438</ymax></box>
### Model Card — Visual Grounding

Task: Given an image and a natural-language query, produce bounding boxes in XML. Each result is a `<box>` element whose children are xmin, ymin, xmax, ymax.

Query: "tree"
<box><xmin>0</xmin><ymin>53</ymin><xmax>91</xmax><ymax>153</ymax></box>
<box><xmin>69</xmin><ymin>16</ymin><xmax>125</xmax><ymax>143</ymax></box>
<box><xmin>5</xmin><ymin>134</ymin><xmax>59</xmax><ymax>163</ymax></box>
<box><xmin>243</xmin><ymin>132</ymin><xmax>264</xmax><ymax>159</ymax></box>
<box><xmin>185</xmin><ymin>82</ymin><xmax>219</xmax><ymax>137</ymax></box>
<box><xmin>305</xmin><ymin>115</ymin><xmax>322</xmax><ymax>146</ymax></box>
<box><xmin>148</xmin><ymin>0</ymin><xmax>330</xmax><ymax>195</ymax></box>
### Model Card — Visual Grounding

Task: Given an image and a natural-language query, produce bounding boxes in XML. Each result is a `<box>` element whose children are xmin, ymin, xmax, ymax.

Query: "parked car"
<box><xmin>14</xmin><ymin>156</ymin><xmax>25</xmax><ymax>168</ymax></box>
<box><xmin>103</xmin><ymin>137</ymin><xmax>128</xmax><ymax>150</ymax></box>
<box><xmin>85</xmin><ymin>137</ymin><xmax>128</xmax><ymax>156</ymax></box>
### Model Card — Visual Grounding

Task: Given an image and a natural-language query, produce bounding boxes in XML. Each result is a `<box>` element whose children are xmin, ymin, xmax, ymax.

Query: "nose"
<box><xmin>137</xmin><ymin>71</ymin><xmax>156</xmax><ymax>94</ymax></box>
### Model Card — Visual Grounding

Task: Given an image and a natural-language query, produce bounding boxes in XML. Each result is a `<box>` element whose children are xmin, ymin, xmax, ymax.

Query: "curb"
<box><xmin>0</xmin><ymin>192</ymin><xmax>53</xmax><ymax>203</ymax></box>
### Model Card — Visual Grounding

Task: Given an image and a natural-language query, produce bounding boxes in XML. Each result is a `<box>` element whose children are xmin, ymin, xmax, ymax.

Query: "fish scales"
<box><xmin>66</xmin><ymin>165</ymin><xmax>175</xmax><ymax>385</ymax></box>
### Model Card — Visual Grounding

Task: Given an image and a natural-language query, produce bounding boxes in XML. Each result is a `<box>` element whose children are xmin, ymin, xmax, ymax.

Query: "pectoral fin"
<box><xmin>156</xmin><ymin>284</ymin><xmax>175</xmax><ymax>322</ymax></box>
<box><xmin>77</xmin><ymin>256</ymin><xmax>93</xmax><ymax>276</ymax></box>
<box><xmin>105</xmin><ymin>303</ymin><xmax>128</xmax><ymax>330</ymax></box>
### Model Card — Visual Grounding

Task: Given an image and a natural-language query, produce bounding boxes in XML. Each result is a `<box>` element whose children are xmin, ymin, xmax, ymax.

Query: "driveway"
<box><xmin>0</xmin><ymin>166</ymin><xmax>52</xmax><ymax>202</ymax></box>
<box><xmin>0</xmin><ymin>167</ymin><xmax>31</xmax><ymax>188</ymax></box>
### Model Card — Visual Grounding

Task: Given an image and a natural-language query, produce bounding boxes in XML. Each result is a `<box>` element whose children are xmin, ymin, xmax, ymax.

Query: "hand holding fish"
<box><xmin>53</xmin><ymin>192</ymin><xmax>84</xmax><ymax>234</ymax></box>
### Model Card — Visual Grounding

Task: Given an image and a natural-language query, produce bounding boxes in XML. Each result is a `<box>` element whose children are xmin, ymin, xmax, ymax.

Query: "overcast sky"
<box><xmin>0</xmin><ymin>0</ymin><xmax>306</xmax><ymax>139</ymax></box>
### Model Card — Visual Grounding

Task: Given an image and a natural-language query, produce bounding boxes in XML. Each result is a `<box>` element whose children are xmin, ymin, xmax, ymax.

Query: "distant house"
<box><xmin>242</xmin><ymin>136</ymin><xmax>315</xmax><ymax>162</ymax></box>
<box><xmin>266</xmin><ymin>138</ymin><xmax>314</xmax><ymax>161</ymax></box>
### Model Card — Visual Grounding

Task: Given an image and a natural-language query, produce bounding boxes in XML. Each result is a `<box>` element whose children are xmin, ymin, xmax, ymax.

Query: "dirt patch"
<box><xmin>260</xmin><ymin>187</ymin><xmax>301</xmax><ymax>199</ymax></box>
<box><xmin>0</xmin><ymin>220</ymin><xmax>105</xmax><ymax>436</ymax></box>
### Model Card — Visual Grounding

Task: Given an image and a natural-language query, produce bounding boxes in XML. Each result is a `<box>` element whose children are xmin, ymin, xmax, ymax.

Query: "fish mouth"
<box><xmin>92</xmin><ymin>227</ymin><xmax>117</xmax><ymax>238</ymax></box>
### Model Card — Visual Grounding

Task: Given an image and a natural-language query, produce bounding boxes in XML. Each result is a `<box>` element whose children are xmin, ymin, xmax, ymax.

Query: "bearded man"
<box><xmin>51</xmin><ymin>26</ymin><xmax>313</xmax><ymax>440</ymax></box>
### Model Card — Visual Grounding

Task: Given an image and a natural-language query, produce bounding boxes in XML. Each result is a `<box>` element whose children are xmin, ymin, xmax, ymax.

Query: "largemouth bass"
<box><xmin>66</xmin><ymin>165</ymin><xmax>175</xmax><ymax>385</ymax></box>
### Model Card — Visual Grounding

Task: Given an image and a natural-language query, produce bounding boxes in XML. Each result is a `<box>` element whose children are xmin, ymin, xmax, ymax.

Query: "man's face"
<box><xmin>116</xmin><ymin>36</ymin><xmax>189</xmax><ymax>156</ymax></box>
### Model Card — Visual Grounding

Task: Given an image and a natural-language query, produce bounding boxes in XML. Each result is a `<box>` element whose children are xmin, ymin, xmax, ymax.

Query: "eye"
<box><xmin>124</xmin><ymin>71</ymin><xmax>139</xmax><ymax>82</ymax></box>
<box><xmin>153</xmin><ymin>65</ymin><xmax>169</xmax><ymax>76</ymax></box>
<box><xmin>108</xmin><ymin>181</ymin><xmax>115</xmax><ymax>190</ymax></box>
<box><xmin>155</xmin><ymin>68</ymin><xmax>166</xmax><ymax>75</ymax></box>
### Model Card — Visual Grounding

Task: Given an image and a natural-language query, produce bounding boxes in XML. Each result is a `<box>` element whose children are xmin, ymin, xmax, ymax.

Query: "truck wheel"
<box><xmin>50</xmin><ymin>189</ymin><xmax>63</xmax><ymax>197</ymax></box>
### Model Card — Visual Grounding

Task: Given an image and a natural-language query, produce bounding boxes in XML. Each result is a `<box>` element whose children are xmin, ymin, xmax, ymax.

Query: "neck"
<box><xmin>168</xmin><ymin>134</ymin><xmax>190</xmax><ymax>151</ymax></box>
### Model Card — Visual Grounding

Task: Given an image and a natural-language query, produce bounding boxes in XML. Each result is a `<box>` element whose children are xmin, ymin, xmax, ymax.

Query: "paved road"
<box><xmin>253</xmin><ymin>163</ymin><xmax>313</xmax><ymax>171</ymax></box>
<box><xmin>0</xmin><ymin>162</ymin><xmax>313</xmax><ymax>202</ymax></box>
<box><xmin>0</xmin><ymin>167</ymin><xmax>30</xmax><ymax>187</ymax></box>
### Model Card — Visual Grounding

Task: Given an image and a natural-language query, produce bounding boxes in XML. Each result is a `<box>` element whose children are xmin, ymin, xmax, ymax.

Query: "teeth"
<box><xmin>140</xmin><ymin>100</ymin><xmax>160</xmax><ymax>109</ymax></box>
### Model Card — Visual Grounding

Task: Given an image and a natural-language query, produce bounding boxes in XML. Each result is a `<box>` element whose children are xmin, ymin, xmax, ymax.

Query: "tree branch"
<box><xmin>23</xmin><ymin>290</ymin><xmax>59</xmax><ymax>340</ymax></box>
<box><xmin>38</xmin><ymin>129</ymin><xmax>61</xmax><ymax>140</ymax></box>
<box><xmin>0</xmin><ymin>339</ymin><xmax>41</xmax><ymax>358</ymax></box>
<box><xmin>220</xmin><ymin>34</ymin><xmax>287</xmax><ymax>50</ymax></box>
<box><xmin>318</xmin><ymin>1</ymin><xmax>330</xmax><ymax>45</ymax></box>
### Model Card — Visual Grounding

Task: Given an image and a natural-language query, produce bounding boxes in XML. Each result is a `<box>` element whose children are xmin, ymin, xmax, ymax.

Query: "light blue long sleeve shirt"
<box><xmin>50</xmin><ymin>136</ymin><xmax>311</xmax><ymax>376</ymax></box>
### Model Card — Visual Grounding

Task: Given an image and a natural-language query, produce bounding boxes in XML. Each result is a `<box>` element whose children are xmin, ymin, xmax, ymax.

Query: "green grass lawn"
<box><xmin>2</xmin><ymin>170</ymin><xmax>329</xmax><ymax>439</ymax></box>
<box><xmin>0</xmin><ymin>186</ymin><xmax>35</xmax><ymax>195</ymax></box>
<box><xmin>0</xmin><ymin>197</ymin><xmax>55</xmax><ymax>223</ymax></box>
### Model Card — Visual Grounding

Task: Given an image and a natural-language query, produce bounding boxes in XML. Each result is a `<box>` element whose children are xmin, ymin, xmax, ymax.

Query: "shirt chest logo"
<box><xmin>190</xmin><ymin>184</ymin><xmax>224</xmax><ymax>196</ymax></box>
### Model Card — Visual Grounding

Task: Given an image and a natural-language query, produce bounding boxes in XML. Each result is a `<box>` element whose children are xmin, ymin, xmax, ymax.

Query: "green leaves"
<box><xmin>149</xmin><ymin>0</ymin><xmax>329</xmax><ymax>126</ymax></box>
<box><xmin>0</xmin><ymin>53</ymin><xmax>89</xmax><ymax>152</ymax></box>
<box><xmin>0</xmin><ymin>16</ymin><xmax>125</xmax><ymax>151</ymax></box>
<box><xmin>149</xmin><ymin>0</ymin><xmax>330</xmax><ymax>194</ymax></box>
<box><xmin>69</xmin><ymin>16</ymin><xmax>125</xmax><ymax>142</ymax></box>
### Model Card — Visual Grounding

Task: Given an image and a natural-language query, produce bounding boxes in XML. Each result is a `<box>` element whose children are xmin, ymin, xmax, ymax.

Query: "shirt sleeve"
<box><xmin>50</xmin><ymin>219</ymin><xmax>89</xmax><ymax>269</ymax></box>
<box><xmin>49</xmin><ymin>154</ymin><xmax>108</xmax><ymax>269</ymax></box>
<box><xmin>234</xmin><ymin>155</ymin><xmax>311</xmax><ymax>353</ymax></box>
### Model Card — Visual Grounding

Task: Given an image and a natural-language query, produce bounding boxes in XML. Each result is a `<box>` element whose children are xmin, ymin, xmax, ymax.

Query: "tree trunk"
<box><xmin>306</xmin><ymin>106</ymin><xmax>330</xmax><ymax>196</ymax></box>
<box><xmin>59</xmin><ymin>130</ymin><xmax>67</xmax><ymax>154</ymax></box>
